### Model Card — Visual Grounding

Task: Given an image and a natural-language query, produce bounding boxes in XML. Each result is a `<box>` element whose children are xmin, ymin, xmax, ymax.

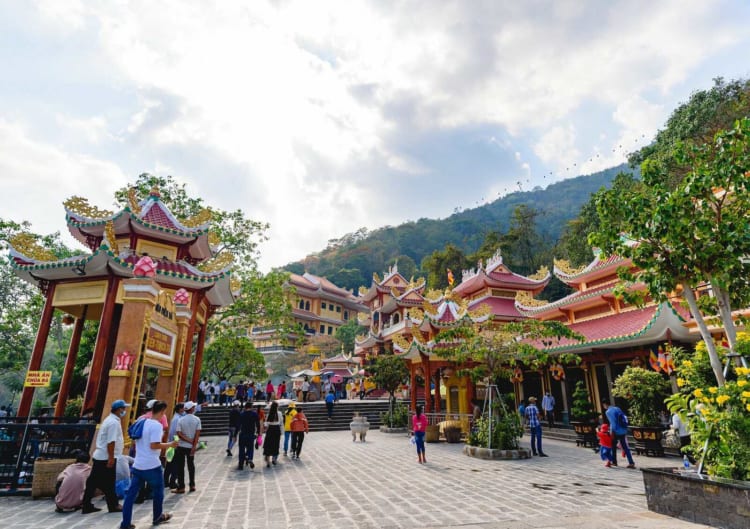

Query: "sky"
<box><xmin>0</xmin><ymin>1</ymin><xmax>749</xmax><ymax>271</ymax></box>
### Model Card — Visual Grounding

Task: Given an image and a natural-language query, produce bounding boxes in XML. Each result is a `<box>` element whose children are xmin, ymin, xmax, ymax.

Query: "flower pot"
<box><xmin>629</xmin><ymin>426</ymin><xmax>664</xmax><ymax>457</ymax></box>
<box><xmin>570</xmin><ymin>421</ymin><xmax>598</xmax><ymax>448</ymax></box>
<box><xmin>444</xmin><ymin>426</ymin><xmax>462</xmax><ymax>443</ymax></box>
<box><xmin>425</xmin><ymin>424</ymin><xmax>440</xmax><ymax>443</ymax></box>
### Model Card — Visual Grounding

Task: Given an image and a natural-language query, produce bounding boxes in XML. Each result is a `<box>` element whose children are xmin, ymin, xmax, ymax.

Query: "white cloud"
<box><xmin>0</xmin><ymin>119</ymin><xmax>127</xmax><ymax>246</ymax></box>
<box><xmin>3</xmin><ymin>0</ymin><xmax>747</xmax><ymax>270</ymax></box>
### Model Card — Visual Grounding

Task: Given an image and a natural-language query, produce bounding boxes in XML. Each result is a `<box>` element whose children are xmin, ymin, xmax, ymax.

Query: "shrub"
<box><xmin>380</xmin><ymin>402</ymin><xmax>408</xmax><ymax>428</ymax></box>
<box><xmin>570</xmin><ymin>381</ymin><xmax>597</xmax><ymax>422</ymax></box>
<box><xmin>611</xmin><ymin>366</ymin><xmax>670</xmax><ymax>427</ymax></box>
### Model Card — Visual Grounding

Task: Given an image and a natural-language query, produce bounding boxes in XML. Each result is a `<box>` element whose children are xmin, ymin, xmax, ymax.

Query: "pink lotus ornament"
<box><xmin>173</xmin><ymin>288</ymin><xmax>190</xmax><ymax>305</ymax></box>
<box><xmin>133</xmin><ymin>256</ymin><xmax>157</xmax><ymax>278</ymax></box>
<box><xmin>114</xmin><ymin>350</ymin><xmax>134</xmax><ymax>371</ymax></box>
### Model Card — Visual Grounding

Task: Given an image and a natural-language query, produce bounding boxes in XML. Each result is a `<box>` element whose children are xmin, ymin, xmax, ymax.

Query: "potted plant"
<box><xmin>611</xmin><ymin>366</ymin><xmax>670</xmax><ymax>456</ymax></box>
<box><xmin>569</xmin><ymin>381</ymin><xmax>599</xmax><ymax>448</ymax></box>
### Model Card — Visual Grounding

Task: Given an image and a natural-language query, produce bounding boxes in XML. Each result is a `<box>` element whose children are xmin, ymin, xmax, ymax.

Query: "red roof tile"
<box><xmin>470</xmin><ymin>297</ymin><xmax>523</xmax><ymax>319</ymax></box>
<box><xmin>141</xmin><ymin>202</ymin><xmax>179</xmax><ymax>230</ymax></box>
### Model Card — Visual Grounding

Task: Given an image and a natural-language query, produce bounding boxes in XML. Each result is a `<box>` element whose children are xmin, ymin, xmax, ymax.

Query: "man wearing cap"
<box><xmin>82</xmin><ymin>399</ymin><xmax>128</xmax><ymax>514</ymax></box>
<box><xmin>524</xmin><ymin>397</ymin><xmax>548</xmax><ymax>457</ymax></box>
<box><xmin>173</xmin><ymin>401</ymin><xmax>201</xmax><ymax>493</ymax></box>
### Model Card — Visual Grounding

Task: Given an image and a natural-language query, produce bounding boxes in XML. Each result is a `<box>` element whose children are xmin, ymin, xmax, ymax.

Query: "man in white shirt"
<box><xmin>82</xmin><ymin>399</ymin><xmax>128</xmax><ymax>514</ymax></box>
<box><xmin>173</xmin><ymin>401</ymin><xmax>201</xmax><ymax>493</ymax></box>
<box><xmin>541</xmin><ymin>392</ymin><xmax>556</xmax><ymax>428</ymax></box>
<box><xmin>120</xmin><ymin>400</ymin><xmax>178</xmax><ymax>529</ymax></box>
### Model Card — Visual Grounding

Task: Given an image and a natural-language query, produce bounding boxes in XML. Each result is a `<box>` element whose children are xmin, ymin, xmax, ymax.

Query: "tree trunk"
<box><xmin>710</xmin><ymin>280</ymin><xmax>738</xmax><ymax>352</ymax></box>
<box><xmin>681</xmin><ymin>285</ymin><xmax>726</xmax><ymax>386</ymax></box>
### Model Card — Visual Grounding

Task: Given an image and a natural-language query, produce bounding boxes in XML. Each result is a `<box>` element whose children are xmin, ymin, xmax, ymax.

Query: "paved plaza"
<box><xmin>1</xmin><ymin>431</ymin><xmax>711</xmax><ymax>529</ymax></box>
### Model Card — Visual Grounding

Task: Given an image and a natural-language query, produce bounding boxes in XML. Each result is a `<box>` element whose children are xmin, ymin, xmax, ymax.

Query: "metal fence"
<box><xmin>0</xmin><ymin>417</ymin><xmax>97</xmax><ymax>495</ymax></box>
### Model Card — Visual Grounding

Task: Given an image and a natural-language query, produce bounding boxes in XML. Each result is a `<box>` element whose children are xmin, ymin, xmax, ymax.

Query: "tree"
<box><xmin>370</xmin><ymin>354</ymin><xmax>409</xmax><ymax>426</ymax></box>
<box><xmin>115</xmin><ymin>174</ymin><xmax>269</xmax><ymax>272</ymax></box>
<box><xmin>420</xmin><ymin>244</ymin><xmax>470</xmax><ymax>290</ymax></box>
<box><xmin>498</xmin><ymin>205</ymin><xmax>548</xmax><ymax>276</ymax></box>
<box><xmin>591</xmin><ymin>118</ymin><xmax>750</xmax><ymax>386</ymax></box>
<box><xmin>433</xmin><ymin>320</ymin><xmax>582</xmax><ymax>384</ymax></box>
<box><xmin>334</xmin><ymin>320</ymin><xmax>365</xmax><ymax>355</ymax></box>
<box><xmin>201</xmin><ymin>332</ymin><xmax>266</xmax><ymax>381</ymax></box>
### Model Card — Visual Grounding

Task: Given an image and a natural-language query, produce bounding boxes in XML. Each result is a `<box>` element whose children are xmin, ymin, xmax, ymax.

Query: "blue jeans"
<box><xmin>227</xmin><ymin>427</ymin><xmax>238</xmax><ymax>450</ymax></box>
<box><xmin>121</xmin><ymin>465</ymin><xmax>164</xmax><ymax>528</ymax></box>
<box><xmin>530</xmin><ymin>425</ymin><xmax>543</xmax><ymax>454</ymax></box>
<box><xmin>414</xmin><ymin>431</ymin><xmax>425</xmax><ymax>455</ymax></box>
<box><xmin>612</xmin><ymin>433</ymin><xmax>634</xmax><ymax>465</ymax></box>
<box><xmin>238</xmin><ymin>434</ymin><xmax>255</xmax><ymax>468</ymax></box>
<box><xmin>283</xmin><ymin>431</ymin><xmax>292</xmax><ymax>453</ymax></box>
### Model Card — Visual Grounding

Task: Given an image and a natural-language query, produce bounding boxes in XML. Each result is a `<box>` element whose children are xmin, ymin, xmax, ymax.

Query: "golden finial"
<box><xmin>8</xmin><ymin>233</ymin><xmax>57</xmax><ymax>261</ymax></box>
<box><xmin>64</xmin><ymin>196</ymin><xmax>113</xmax><ymax>219</ymax></box>
<box><xmin>554</xmin><ymin>258</ymin><xmax>587</xmax><ymax>276</ymax></box>
<box><xmin>358</xmin><ymin>285</ymin><xmax>368</xmax><ymax>296</ymax></box>
<box><xmin>373</xmin><ymin>272</ymin><xmax>381</xmax><ymax>283</ymax></box>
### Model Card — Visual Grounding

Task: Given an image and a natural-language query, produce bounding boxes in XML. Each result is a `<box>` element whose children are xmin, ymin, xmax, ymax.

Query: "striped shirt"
<box><xmin>524</xmin><ymin>404</ymin><xmax>541</xmax><ymax>428</ymax></box>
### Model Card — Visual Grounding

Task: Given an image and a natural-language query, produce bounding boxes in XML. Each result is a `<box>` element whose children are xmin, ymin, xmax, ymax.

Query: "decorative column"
<box><xmin>421</xmin><ymin>353</ymin><xmax>432</xmax><ymax>414</ymax></box>
<box><xmin>18</xmin><ymin>283</ymin><xmax>57</xmax><ymax>417</ymax></box>
<box><xmin>177</xmin><ymin>293</ymin><xmax>202</xmax><ymax>402</ymax></box>
<box><xmin>433</xmin><ymin>369</ymin><xmax>441</xmax><ymax>413</ymax></box>
<box><xmin>188</xmin><ymin>318</ymin><xmax>209</xmax><ymax>402</ymax></box>
<box><xmin>168</xmin><ymin>290</ymin><xmax>192</xmax><ymax>406</ymax></box>
<box><xmin>55</xmin><ymin>305</ymin><xmax>88</xmax><ymax>418</ymax></box>
<box><xmin>83</xmin><ymin>277</ymin><xmax>120</xmax><ymax>413</ymax></box>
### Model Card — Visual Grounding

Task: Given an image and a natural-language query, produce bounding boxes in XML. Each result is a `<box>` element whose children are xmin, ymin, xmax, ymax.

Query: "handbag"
<box><xmin>255</xmin><ymin>434</ymin><xmax>263</xmax><ymax>449</ymax></box>
<box><xmin>662</xmin><ymin>429</ymin><xmax>681</xmax><ymax>449</ymax></box>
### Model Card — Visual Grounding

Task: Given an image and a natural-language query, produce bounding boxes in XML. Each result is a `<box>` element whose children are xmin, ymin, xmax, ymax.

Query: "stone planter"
<box><xmin>642</xmin><ymin>467</ymin><xmax>750</xmax><ymax>529</ymax></box>
<box><xmin>379</xmin><ymin>426</ymin><xmax>408</xmax><ymax>434</ymax></box>
<box><xmin>463</xmin><ymin>445</ymin><xmax>531</xmax><ymax>460</ymax></box>
<box><xmin>571</xmin><ymin>421</ymin><xmax>598</xmax><ymax>448</ymax></box>
<box><xmin>630</xmin><ymin>426</ymin><xmax>664</xmax><ymax>457</ymax></box>
<box><xmin>350</xmin><ymin>413</ymin><xmax>370</xmax><ymax>442</ymax></box>
<box><xmin>425</xmin><ymin>424</ymin><xmax>440</xmax><ymax>443</ymax></box>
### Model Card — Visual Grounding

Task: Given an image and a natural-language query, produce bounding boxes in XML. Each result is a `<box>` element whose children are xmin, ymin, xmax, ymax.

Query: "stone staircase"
<box><xmin>197</xmin><ymin>399</ymin><xmax>399</xmax><ymax>436</ymax></box>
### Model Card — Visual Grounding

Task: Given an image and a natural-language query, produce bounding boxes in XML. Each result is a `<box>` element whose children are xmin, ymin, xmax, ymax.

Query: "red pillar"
<box><xmin>176</xmin><ymin>295</ymin><xmax>200</xmax><ymax>401</ymax></box>
<box><xmin>422</xmin><ymin>354</ymin><xmax>432</xmax><ymax>414</ymax></box>
<box><xmin>409</xmin><ymin>362</ymin><xmax>417</xmax><ymax>412</ymax></box>
<box><xmin>188</xmin><ymin>320</ymin><xmax>209</xmax><ymax>402</ymax></box>
<box><xmin>54</xmin><ymin>306</ymin><xmax>88</xmax><ymax>418</ymax></box>
<box><xmin>18</xmin><ymin>283</ymin><xmax>57</xmax><ymax>417</ymax></box>
<box><xmin>433</xmin><ymin>370</ymin><xmax>441</xmax><ymax>413</ymax></box>
<box><xmin>83</xmin><ymin>278</ymin><xmax>119</xmax><ymax>413</ymax></box>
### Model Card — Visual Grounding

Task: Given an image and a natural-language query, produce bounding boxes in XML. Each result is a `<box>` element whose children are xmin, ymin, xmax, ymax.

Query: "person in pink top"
<box><xmin>412</xmin><ymin>405</ymin><xmax>428</xmax><ymax>464</ymax></box>
<box><xmin>265</xmin><ymin>380</ymin><xmax>274</xmax><ymax>403</ymax></box>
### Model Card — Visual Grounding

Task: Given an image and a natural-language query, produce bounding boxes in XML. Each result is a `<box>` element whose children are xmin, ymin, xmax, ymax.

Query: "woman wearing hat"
<box><xmin>283</xmin><ymin>402</ymin><xmax>297</xmax><ymax>457</ymax></box>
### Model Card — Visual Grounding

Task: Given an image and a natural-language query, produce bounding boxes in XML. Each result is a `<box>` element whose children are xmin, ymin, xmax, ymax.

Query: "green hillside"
<box><xmin>283</xmin><ymin>164</ymin><xmax>631</xmax><ymax>290</ymax></box>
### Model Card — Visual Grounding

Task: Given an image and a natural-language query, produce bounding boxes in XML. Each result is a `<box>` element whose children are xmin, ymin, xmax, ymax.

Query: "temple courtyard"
<box><xmin>0</xmin><ymin>430</ymin><xmax>713</xmax><ymax>529</ymax></box>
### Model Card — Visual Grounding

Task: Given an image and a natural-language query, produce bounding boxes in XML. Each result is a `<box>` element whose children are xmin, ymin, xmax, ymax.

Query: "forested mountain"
<box><xmin>283</xmin><ymin>164</ymin><xmax>632</xmax><ymax>291</ymax></box>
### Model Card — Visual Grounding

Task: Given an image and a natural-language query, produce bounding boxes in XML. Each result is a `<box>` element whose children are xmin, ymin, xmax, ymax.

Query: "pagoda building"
<box><xmin>355</xmin><ymin>255</ymin><xmax>550</xmax><ymax>422</ymax></box>
<box><xmin>8</xmin><ymin>188</ymin><xmax>235</xmax><ymax>426</ymax></box>
<box><xmin>514</xmin><ymin>249</ymin><xmax>697</xmax><ymax>420</ymax></box>
<box><xmin>250</xmin><ymin>272</ymin><xmax>366</xmax><ymax>355</ymax></box>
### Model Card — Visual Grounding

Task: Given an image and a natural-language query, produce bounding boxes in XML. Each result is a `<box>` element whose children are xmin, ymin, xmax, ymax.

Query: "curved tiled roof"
<box><xmin>515</xmin><ymin>283</ymin><xmax>618</xmax><ymax>317</ymax></box>
<box><xmin>554</xmin><ymin>253</ymin><xmax>627</xmax><ymax>285</ymax></box>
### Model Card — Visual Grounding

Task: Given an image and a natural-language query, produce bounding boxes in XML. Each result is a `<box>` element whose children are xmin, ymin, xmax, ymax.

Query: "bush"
<box><xmin>570</xmin><ymin>381</ymin><xmax>597</xmax><ymax>422</ymax></box>
<box><xmin>468</xmin><ymin>413</ymin><xmax>523</xmax><ymax>450</ymax></box>
<box><xmin>64</xmin><ymin>396</ymin><xmax>83</xmax><ymax>418</ymax></box>
<box><xmin>611</xmin><ymin>366</ymin><xmax>670</xmax><ymax>427</ymax></box>
<box><xmin>380</xmin><ymin>402</ymin><xmax>408</xmax><ymax>428</ymax></box>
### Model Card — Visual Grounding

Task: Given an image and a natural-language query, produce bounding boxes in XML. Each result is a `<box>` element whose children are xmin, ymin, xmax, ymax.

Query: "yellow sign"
<box><xmin>24</xmin><ymin>371</ymin><xmax>52</xmax><ymax>387</ymax></box>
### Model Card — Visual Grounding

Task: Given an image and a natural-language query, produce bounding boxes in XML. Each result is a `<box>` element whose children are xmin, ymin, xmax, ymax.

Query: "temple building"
<box><xmin>250</xmin><ymin>272</ymin><xmax>366</xmax><ymax>355</ymax></box>
<box><xmin>514</xmin><ymin>249</ymin><xmax>698</xmax><ymax>420</ymax></box>
<box><xmin>355</xmin><ymin>255</ymin><xmax>550</xmax><ymax>422</ymax></box>
<box><xmin>8</xmin><ymin>188</ymin><xmax>235</xmax><ymax>427</ymax></box>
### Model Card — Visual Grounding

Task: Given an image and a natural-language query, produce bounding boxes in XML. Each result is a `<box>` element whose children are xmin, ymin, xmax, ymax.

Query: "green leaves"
<box><xmin>370</xmin><ymin>354</ymin><xmax>409</xmax><ymax>397</ymax></box>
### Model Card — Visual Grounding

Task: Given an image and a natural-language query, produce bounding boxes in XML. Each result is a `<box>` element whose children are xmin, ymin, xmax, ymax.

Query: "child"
<box><xmin>597</xmin><ymin>423</ymin><xmax>614</xmax><ymax>467</ymax></box>
<box><xmin>55</xmin><ymin>450</ymin><xmax>91</xmax><ymax>513</ymax></box>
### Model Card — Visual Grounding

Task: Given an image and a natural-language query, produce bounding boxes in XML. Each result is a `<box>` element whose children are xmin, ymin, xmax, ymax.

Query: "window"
<box><xmin>305</xmin><ymin>301</ymin><xmax>310</xmax><ymax>311</ymax></box>
<box><xmin>322</xmin><ymin>302</ymin><xmax>327</xmax><ymax>310</ymax></box>
<box><xmin>327</xmin><ymin>326</ymin><xmax>333</xmax><ymax>335</ymax></box>
<box><xmin>344</xmin><ymin>311</ymin><xmax>349</xmax><ymax>320</ymax></box>
<box><xmin>336</xmin><ymin>306</ymin><xmax>341</xmax><ymax>313</ymax></box>
<box><xmin>298</xmin><ymin>299</ymin><xmax>304</xmax><ymax>309</ymax></box>
<box><xmin>319</xmin><ymin>325</ymin><xmax>325</xmax><ymax>334</ymax></box>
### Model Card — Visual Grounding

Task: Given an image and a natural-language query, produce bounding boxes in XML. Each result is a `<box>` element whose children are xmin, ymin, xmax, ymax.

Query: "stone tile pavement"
<box><xmin>1</xmin><ymin>431</ymin><xmax>712</xmax><ymax>529</ymax></box>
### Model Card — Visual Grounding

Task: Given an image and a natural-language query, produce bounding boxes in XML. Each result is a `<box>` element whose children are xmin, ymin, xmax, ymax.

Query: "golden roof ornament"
<box><xmin>406</xmin><ymin>307</ymin><xmax>424</xmax><ymax>322</ymax></box>
<box><xmin>423</xmin><ymin>289</ymin><xmax>442</xmax><ymax>302</ymax></box>
<box><xmin>422</xmin><ymin>300</ymin><xmax>438</xmax><ymax>316</ymax></box>
<box><xmin>469</xmin><ymin>302</ymin><xmax>492</xmax><ymax>320</ymax></box>
<box><xmin>372</xmin><ymin>272</ymin><xmax>381</xmax><ymax>284</ymax></box>
<box><xmin>127</xmin><ymin>188</ymin><xmax>142</xmax><ymax>214</ymax></box>
<box><xmin>103</xmin><ymin>221</ymin><xmax>117</xmax><ymax>249</ymax></box>
<box><xmin>149</xmin><ymin>186</ymin><xmax>161</xmax><ymax>198</ymax></box>
<box><xmin>358</xmin><ymin>285</ymin><xmax>368</xmax><ymax>296</ymax></box>
<box><xmin>392</xmin><ymin>333</ymin><xmax>411</xmax><ymax>352</ymax></box>
<box><xmin>529</xmin><ymin>266</ymin><xmax>549</xmax><ymax>281</ymax></box>
<box><xmin>554</xmin><ymin>258</ymin><xmax>587</xmax><ymax>276</ymax></box>
<box><xmin>181</xmin><ymin>208</ymin><xmax>212</xmax><ymax>228</ymax></box>
<box><xmin>9</xmin><ymin>233</ymin><xmax>57</xmax><ymax>261</ymax></box>
<box><xmin>197</xmin><ymin>251</ymin><xmax>234</xmax><ymax>272</ymax></box>
<box><xmin>515</xmin><ymin>290</ymin><xmax>549</xmax><ymax>308</ymax></box>
<box><xmin>64</xmin><ymin>196</ymin><xmax>113</xmax><ymax>219</ymax></box>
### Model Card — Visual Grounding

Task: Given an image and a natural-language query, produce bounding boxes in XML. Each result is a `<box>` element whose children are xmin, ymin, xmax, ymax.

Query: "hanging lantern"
<box><xmin>61</xmin><ymin>314</ymin><xmax>75</xmax><ymax>326</ymax></box>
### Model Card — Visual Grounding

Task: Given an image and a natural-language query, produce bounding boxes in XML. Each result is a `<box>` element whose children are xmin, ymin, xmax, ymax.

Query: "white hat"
<box><xmin>232</xmin><ymin>400</ymin><xmax>241</xmax><ymax>406</ymax></box>
<box><xmin>184</xmin><ymin>401</ymin><xmax>197</xmax><ymax>411</ymax></box>
<box><xmin>145</xmin><ymin>399</ymin><xmax>157</xmax><ymax>409</ymax></box>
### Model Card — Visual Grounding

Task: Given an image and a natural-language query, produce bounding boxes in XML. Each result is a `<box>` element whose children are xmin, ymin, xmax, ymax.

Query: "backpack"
<box><xmin>617</xmin><ymin>411</ymin><xmax>629</xmax><ymax>429</ymax></box>
<box><xmin>128</xmin><ymin>417</ymin><xmax>147</xmax><ymax>440</ymax></box>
